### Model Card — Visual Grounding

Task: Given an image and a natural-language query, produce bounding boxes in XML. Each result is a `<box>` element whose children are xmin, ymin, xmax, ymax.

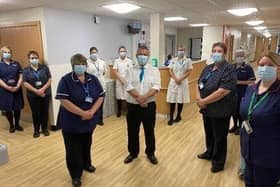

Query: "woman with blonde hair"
<box><xmin>0</xmin><ymin>46</ymin><xmax>24</xmax><ymax>133</ymax></box>
<box><xmin>240</xmin><ymin>52</ymin><xmax>280</xmax><ymax>186</ymax></box>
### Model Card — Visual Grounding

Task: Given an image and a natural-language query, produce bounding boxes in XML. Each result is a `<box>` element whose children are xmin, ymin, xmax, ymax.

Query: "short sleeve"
<box><xmin>152</xmin><ymin>68</ymin><xmax>161</xmax><ymax>91</ymax></box>
<box><xmin>94</xmin><ymin>77</ymin><xmax>105</xmax><ymax>97</ymax></box>
<box><xmin>247</xmin><ymin>66</ymin><xmax>256</xmax><ymax>80</ymax></box>
<box><xmin>168</xmin><ymin>60</ymin><xmax>174</xmax><ymax>69</ymax></box>
<box><xmin>22</xmin><ymin>69</ymin><xmax>30</xmax><ymax>82</ymax></box>
<box><xmin>45</xmin><ymin>66</ymin><xmax>52</xmax><ymax>79</ymax></box>
<box><xmin>55</xmin><ymin>77</ymin><xmax>70</xmax><ymax>100</ymax></box>
<box><xmin>125</xmin><ymin>68</ymin><xmax>134</xmax><ymax>92</ymax></box>
<box><xmin>219</xmin><ymin>64</ymin><xmax>237</xmax><ymax>91</ymax></box>
<box><xmin>186</xmin><ymin>58</ymin><xmax>193</xmax><ymax>70</ymax></box>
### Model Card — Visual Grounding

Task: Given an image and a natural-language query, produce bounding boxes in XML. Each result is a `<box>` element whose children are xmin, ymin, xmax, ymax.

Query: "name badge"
<box><xmin>242</xmin><ymin>120</ymin><xmax>253</xmax><ymax>134</ymax></box>
<box><xmin>35</xmin><ymin>81</ymin><xmax>42</xmax><ymax>87</ymax></box>
<box><xmin>85</xmin><ymin>96</ymin><xmax>93</xmax><ymax>103</ymax></box>
<box><xmin>7</xmin><ymin>79</ymin><xmax>16</xmax><ymax>84</ymax></box>
<box><xmin>199</xmin><ymin>82</ymin><xmax>204</xmax><ymax>90</ymax></box>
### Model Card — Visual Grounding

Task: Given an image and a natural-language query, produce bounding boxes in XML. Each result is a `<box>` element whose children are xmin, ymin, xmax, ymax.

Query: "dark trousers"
<box><xmin>202</xmin><ymin>115</ymin><xmax>230</xmax><ymax>167</ymax></box>
<box><xmin>99</xmin><ymin>102</ymin><xmax>104</xmax><ymax>123</ymax></box>
<box><xmin>126</xmin><ymin>102</ymin><xmax>156</xmax><ymax>156</ymax></box>
<box><xmin>245</xmin><ymin>161</ymin><xmax>280</xmax><ymax>187</ymax></box>
<box><xmin>62</xmin><ymin>131</ymin><xmax>93</xmax><ymax>179</ymax></box>
<box><xmin>5</xmin><ymin>110</ymin><xmax>21</xmax><ymax>127</ymax></box>
<box><xmin>232</xmin><ymin>95</ymin><xmax>243</xmax><ymax>128</ymax></box>
<box><xmin>27</xmin><ymin>96</ymin><xmax>50</xmax><ymax>133</ymax></box>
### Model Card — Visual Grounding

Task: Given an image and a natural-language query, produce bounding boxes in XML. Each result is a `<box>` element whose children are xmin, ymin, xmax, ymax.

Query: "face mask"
<box><xmin>74</xmin><ymin>65</ymin><xmax>86</xmax><ymax>76</ymax></box>
<box><xmin>119</xmin><ymin>52</ymin><xmax>127</xmax><ymax>58</ymax></box>
<box><xmin>236</xmin><ymin>56</ymin><xmax>245</xmax><ymax>64</ymax></box>
<box><xmin>30</xmin><ymin>59</ymin><xmax>39</xmax><ymax>66</ymax></box>
<box><xmin>257</xmin><ymin>66</ymin><xmax>277</xmax><ymax>81</ymax></box>
<box><xmin>137</xmin><ymin>55</ymin><xmax>148</xmax><ymax>66</ymax></box>
<box><xmin>177</xmin><ymin>51</ymin><xmax>184</xmax><ymax>58</ymax></box>
<box><xmin>2</xmin><ymin>52</ymin><xmax>11</xmax><ymax>59</ymax></box>
<box><xmin>212</xmin><ymin>52</ymin><xmax>224</xmax><ymax>63</ymax></box>
<box><xmin>90</xmin><ymin>53</ymin><xmax>98</xmax><ymax>61</ymax></box>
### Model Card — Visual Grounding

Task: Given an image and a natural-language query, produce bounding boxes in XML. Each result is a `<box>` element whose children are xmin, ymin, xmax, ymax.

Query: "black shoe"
<box><xmin>98</xmin><ymin>121</ymin><xmax>104</xmax><ymax>126</ymax></box>
<box><xmin>229</xmin><ymin>126</ymin><xmax>237</xmax><ymax>133</ymax></box>
<box><xmin>72</xmin><ymin>178</ymin><xmax>81</xmax><ymax>187</ymax></box>
<box><xmin>147</xmin><ymin>155</ymin><xmax>158</xmax><ymax>165</ymax></box>
<box><xmin>43</xmin><ymin>130</ymin><xmax>50</xmax><ymax>136</ymax></box>
<box><xmin>211</xmin><ymin>165</ymin><xmax>224</xmax><ymax>173</ymax></box>
<box><xmin>234</xmin><ymin>128</ymin><xmax>240</xmax><ymax>135</ymax></box>
<box><xmin>124</xmin><ymin>154</ymin><xmax>137</xmax><ymax>164</ymax></box>
<box><xmin>33</xmin><ymin>132</ymin><xmax>40</xmax><ymax>138</ymax></box>
<box><xmin>197</xmin><ymin>152</ymin><xmax>211</xmax><ymax>160</ymax></box>
<box><xmin>174</xmin><ymin>116</ymin><xmax>182</xmax><ymax>123</ymax></box>
<box><xmin>116</xmin><ymin>112</ymin><xmax>121</xmax><ymax>118</ymax></box>
<box><xmin>168</xmin><ymin>119</ymin><xmax>173</xmax><ymax>126</ymax></box>
<box><xmin>9</xmin><ymin>126</ymin><xmax>15</xmax><ymax>133</ymax></box>
<box><xmin>15</xmin><ymin>125</ymin><xmax>24</xmax><ymax>131</ymax></box>
<box><xmin>84</xmin><ymin>165</ymin><xmax>96</xmax><ymax>173</ymax></box>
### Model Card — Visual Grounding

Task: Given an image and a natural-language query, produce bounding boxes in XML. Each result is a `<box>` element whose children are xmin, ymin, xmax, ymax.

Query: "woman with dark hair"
<box><xmin>196</xmin><ymin>42</ymin><xmax>237</xmax><ymax>173</ymax></box>
<box><xmin>23</xmin><ymin>50</ymin><xmax>52</xmax><ymax>138</ymax></box>
<box><xmin>0</xmin><ymin>46</ymin><xmax>24</xmax><ymax>133</ymax></box>
<box><xmin>56</xmin><ymin>54</ymin><xmax>104</xmax><ymax>187</ymax></box>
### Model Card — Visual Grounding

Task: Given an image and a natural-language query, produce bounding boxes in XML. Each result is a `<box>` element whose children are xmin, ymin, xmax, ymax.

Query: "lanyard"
<box><xmin>247</xmin><ymin>92</ymin><xmax>269</xmax><ymax>121</ymax></box>
<box><xmin>82</xmin><ymin>83</ymin><xmax>90</xmax><ymax>97</ymax></box>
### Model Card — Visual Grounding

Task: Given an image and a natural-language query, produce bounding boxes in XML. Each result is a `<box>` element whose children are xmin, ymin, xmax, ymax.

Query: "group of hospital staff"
<box><xmin>0</xmin><ymin>42</ymin><xmax>279</xmax><ymax>187</ymax></box>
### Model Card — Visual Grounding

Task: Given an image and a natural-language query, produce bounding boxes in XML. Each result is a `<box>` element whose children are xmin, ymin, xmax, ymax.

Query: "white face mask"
<box><xmin>119</xmin><ymin>52</ymin><xmax>127</xmax><ymax>58</ymax></box>
<box><xmin>257</xmin><ymin>66</ymin><xmax>277</xmax><ymax>81</ymax></box>
<box><xmin>90</xmin><ymin>53</ymin><xmax>98</xmax><ymax>61</ymax></box>
<box><xmin>236</xmin><ymin>56</ymin><xmax>245</xmax><ymax>64</ymax></box>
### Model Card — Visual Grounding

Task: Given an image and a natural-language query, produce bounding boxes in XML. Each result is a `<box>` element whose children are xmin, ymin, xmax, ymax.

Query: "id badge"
<box><xmin>199</xmin><ymin>82</ymin><xmax>204</xmax><ymax>90</ymax></box>
<box><xmin>85</xmin><ymin>96</ymin><xmax>93</xmax><ymax>103</ymax></box>
<box><xmin>35</xmin><ymin>81</ymin><xmax>42</xmax><ymax>87</ymax></box>
<box><xmin>7</xmin><ymin>79</ymin><xmax>16</xmax><ymax>84</ymax></box>
<box><xmin>242</xmin><ymin>120</ymin><xmax>253</xmax><ymax>134</ymax></box>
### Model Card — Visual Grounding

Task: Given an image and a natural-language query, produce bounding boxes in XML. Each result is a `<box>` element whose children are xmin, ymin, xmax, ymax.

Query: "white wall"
<box><xmin>201</xmin><ymin>26</ymin><xmax>224</xmax><ymax>60</ymax></box>
<box><xmin>177</xmin><ymin>27</ymin><xmax>203</xmax><ymax>55</ymax></box>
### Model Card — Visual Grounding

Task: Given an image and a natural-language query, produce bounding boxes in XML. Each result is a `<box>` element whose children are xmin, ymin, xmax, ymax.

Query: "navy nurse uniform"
<box><xmin>55</xmin><ymin>72</ymin><xmax>104</xmax><ymax>180</ymax></box>
<box><xmin>240</xmin><ymin>80</ymin><xmax>280</xmax><ymax>187</ymax></box>
<box><xmin>0</xmin><ymin>60</ymin><xmax>24</xmax><ymax>131</ymax></box>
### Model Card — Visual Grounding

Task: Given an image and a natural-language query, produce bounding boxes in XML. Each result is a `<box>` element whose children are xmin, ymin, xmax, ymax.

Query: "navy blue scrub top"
<box><xmin>23</xmin><ymin>64</ymin><xmax>52</xmax><ymax>98</ymax></box>
<box><xmin>0</xmin><ymin>60</ymin><xmax>24</xmax><ymax>111</ymax></box>
<box><xmin>235</xmin><ymin>63</ymin><xmax>256</xmax><ymax>97</ymax></box>
<box><xmin>198</xmin><ymin>61</ymin><xmax>237</xmax><ymax>118</ymax></box>
<box><xmin>55</xmin><ymin>72</ymin><xmax>105</xmax><ymax>133</ymax></box>
<box><xmin>240</xmin><ymin>80</ymin><xmax>280</xmax><ymax>168</ymax></box>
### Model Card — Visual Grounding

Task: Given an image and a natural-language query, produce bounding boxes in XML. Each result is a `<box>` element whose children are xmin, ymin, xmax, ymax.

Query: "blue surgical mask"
<box><xmin>236</xmin><ymin>56</ymin><xmax>245</xmax><ymax>64</ymax></box>
<box><xmin>177</xmin><ymin>51</ymin><xmax>184</xmax><ymax>58</ymax></box>
<box><xmin>257</xmin><ymin>66</ymin><xmax>277</xmax><ymax>81</ymax></box>
<box><xmin>74</xmin><ymin>65</ymin><xmax>87</xmax><ymax>76</ymax></box>
<box><xmin>2</xmin><ymin>52</ymin><xmax>11</xmax><ymax>59</ymax></box>
<box><xmin>119</xmin><ymin>52</ymin><xmax>127</xmax><ymax>58</ymax></box>
<box><xmin>90</xmin><ymin>53</ymin><xmax>98</xmax><ymax>61</ymax></box>
<box><xmin>212</xmin><ymin>52</ymin><xmax>224</xmax><ymax>63</ymax></box>
<box><xmin>30</xmin><ymin>59</ymin><xmax>39</xmax><ymax>66</ymax></box>
<box><xmin>137</xmin><ymin>55</ymin><xmax>148</xmax><ymax>66</ymax></box>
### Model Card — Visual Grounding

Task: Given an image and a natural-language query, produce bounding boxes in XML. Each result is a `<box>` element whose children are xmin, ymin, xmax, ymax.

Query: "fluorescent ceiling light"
<box><xmin>245</xmin><ymin>20</ymin><xmax>264</xmax><ymax>26</ymax></box>
<box><xmin>227</xmin><ymin>8</ymin><xmax>257</xmax><ymax>17</ymax></box>
<box><xmin>189</xmin><ymin>23</ymin><xmax>209</xmax><ymax>27</ymax></box>
<box><xmin>254</xmin><ymin>26</ymin><xmax>267</xmax><ymax>30</ymax></box>
<box><xmin>164</xmin><ymin>17</ymin><xmax>188</xmax><ymax>21</ymax></box>
<box><xmin>102</xmin><ymin>3</ymin><xmax>140</xmax><ymax>14</ymax></box>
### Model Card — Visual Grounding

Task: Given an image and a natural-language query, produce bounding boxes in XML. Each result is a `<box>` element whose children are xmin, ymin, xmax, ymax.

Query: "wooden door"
<box><xmin>0</xmin><ymin>21</ymin><xmax>44</xmax><ymax>120</ymax></box>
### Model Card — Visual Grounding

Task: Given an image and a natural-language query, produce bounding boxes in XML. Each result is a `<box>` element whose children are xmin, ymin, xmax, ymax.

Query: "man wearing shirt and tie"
<box><xmin>123</xmin><ymin>46</ymin><xmax>161</xmax><ymax>165</ymax></box>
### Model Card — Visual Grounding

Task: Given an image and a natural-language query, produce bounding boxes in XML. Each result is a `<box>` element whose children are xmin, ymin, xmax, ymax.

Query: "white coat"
<box><xmin>166</xmin><ymin>57</ymin><xmax>192</xmax><ymax>103</ymax></box>
<box><xmin>87</xmin><ymin>58</ymin><xmax>107</xmax><ymax>91</ymax></box>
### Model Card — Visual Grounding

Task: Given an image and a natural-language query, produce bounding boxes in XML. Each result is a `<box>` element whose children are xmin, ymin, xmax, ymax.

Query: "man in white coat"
<box><xmin>87</xmin><ymin>46</ymin><xmax>107</xmax><ymax>125</ymax></box>
<box><xmin>113</xmin><ymin>46</ymin><xmax>133</xmax><ymax>117</ymax></box>
<box><xmin>166</xmin><ymin>46</ymin><xmax>192</xmax><ymax>125</ymax></box>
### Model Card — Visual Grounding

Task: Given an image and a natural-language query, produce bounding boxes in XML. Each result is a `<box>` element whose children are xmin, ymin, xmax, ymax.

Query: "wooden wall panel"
<box><xmin>0</xmin><ymin>21</ymin><xmax>44</xmax><ymax>120</ymax></box>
